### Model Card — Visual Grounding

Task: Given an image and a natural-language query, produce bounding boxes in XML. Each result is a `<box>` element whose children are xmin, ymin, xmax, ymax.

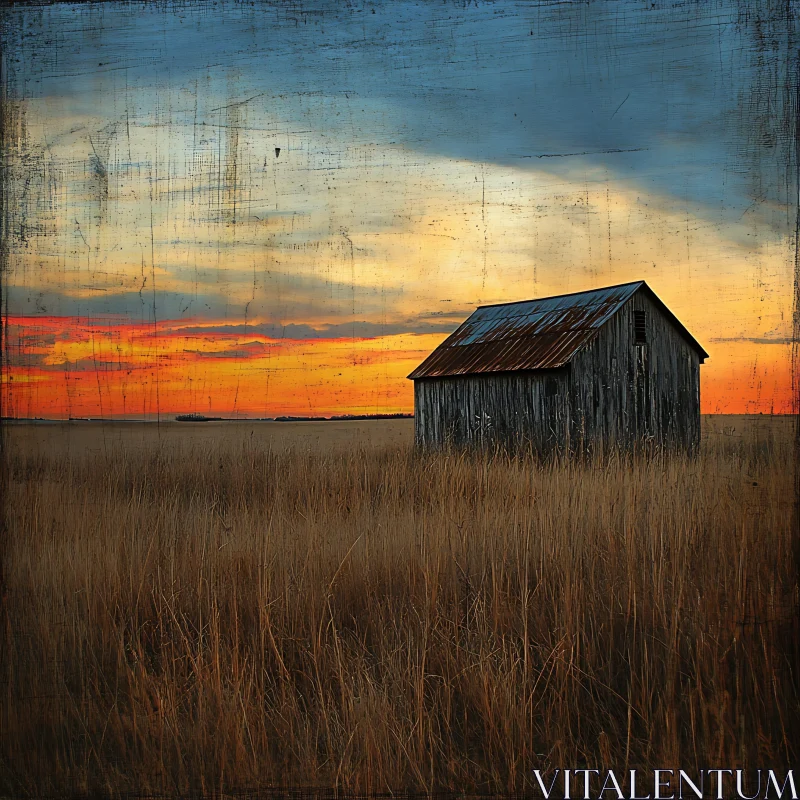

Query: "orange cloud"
<box><xmin>2</xmin><ymin>315</ymin><xmax>440</xmax><ymax>419</ymax></box>
<box><xmin>3</xmin><ymin>314</ymin><xmax>793</xmax><ymax>419</ymax></box>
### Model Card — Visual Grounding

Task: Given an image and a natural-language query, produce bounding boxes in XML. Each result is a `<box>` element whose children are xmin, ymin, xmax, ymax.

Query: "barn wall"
<box><xmin>568</xmin><ymin>292</ymin><xmax>701</xmax><ymax>451</ymax></box>
<box><xmin>413</xmin><ymin>369</ymin><xmax>570</xmax><ymax>450</ymax></box>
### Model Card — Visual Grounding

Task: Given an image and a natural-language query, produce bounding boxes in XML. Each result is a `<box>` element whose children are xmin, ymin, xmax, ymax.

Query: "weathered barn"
<box><xmin>408</xmin><ymin>281</ymin><xmax>708</xmax><ymax>453</ymax></box>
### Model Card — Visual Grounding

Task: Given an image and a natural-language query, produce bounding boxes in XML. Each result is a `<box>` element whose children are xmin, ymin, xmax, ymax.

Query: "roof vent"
<box><xmin>634</xmin><ymin>310</ymin><xmax>647</xmax><ymax>344</ymax></box>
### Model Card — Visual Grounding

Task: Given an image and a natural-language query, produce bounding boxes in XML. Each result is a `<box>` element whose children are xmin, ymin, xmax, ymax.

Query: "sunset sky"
<box><xmin>1</xmin><ymin>0</ymin><xmax>796</xmax><ymax>418</ymax></box>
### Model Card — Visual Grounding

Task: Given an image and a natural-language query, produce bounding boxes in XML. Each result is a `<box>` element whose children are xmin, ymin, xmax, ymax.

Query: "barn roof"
<box><xmin>407</xmin><ymin>280</ymin><xmax>708</xmax><ymax>380</ymax></box>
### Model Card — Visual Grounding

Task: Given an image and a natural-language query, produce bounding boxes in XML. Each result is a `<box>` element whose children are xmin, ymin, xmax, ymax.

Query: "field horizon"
<box><xmin>3</xmin><ymin>413</ymin><xmax>796</xmax><ymax>454</ymax></box>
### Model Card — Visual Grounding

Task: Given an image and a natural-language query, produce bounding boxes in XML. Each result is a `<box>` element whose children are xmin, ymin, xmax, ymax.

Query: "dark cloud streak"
<box><xmin>4</xmin><ymin>0</ymin><xmax>795</xmax><ymax>232</ymax></box>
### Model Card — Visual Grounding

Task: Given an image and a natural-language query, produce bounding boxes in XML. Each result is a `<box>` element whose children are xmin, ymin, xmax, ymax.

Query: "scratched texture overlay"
<box><xmin>0</xmin><ymin>0</ymin><xmax>797</xmax><ymax>420</ymax></box>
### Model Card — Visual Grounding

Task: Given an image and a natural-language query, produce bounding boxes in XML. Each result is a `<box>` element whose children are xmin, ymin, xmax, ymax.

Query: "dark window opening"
<box><xmin>634</xmin><ymin>310</ymin><xmax>647</xmax><ymax>344</ymax></box>
<box><xmin>545</xmin><ymin>377</ymin><xmax>559</xmax><ymax>398</ymax></box>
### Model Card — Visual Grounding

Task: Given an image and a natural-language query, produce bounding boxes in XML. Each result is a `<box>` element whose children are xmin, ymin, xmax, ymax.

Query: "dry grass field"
<box><xmin>1</xmin><ymin>416</ymin><xmax>798</xmax><ymax>796</ymax></box>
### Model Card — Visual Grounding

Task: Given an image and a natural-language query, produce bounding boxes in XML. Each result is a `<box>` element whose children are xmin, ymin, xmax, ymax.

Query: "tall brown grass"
<box><xmin>1</xmin><ymin>420</ymin><xmax>798</xmax><ymax>796</ymax></box>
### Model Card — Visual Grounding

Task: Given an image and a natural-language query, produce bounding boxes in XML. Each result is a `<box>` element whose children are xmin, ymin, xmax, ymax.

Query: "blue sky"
<box><xmin>4</xmin><ymin>0</ymin><xmax>792</xmax><ymax>229</ymax></box>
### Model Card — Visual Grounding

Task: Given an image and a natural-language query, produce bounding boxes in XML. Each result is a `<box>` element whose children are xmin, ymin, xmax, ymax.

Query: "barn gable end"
<box><xmin>568</xmin><ymin>290</ymin><xmax>702</xmax><ymax>450</ymax></box>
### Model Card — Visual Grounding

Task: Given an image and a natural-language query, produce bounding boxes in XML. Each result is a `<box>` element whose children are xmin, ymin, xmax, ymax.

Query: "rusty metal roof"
<box><xmin>408</xmin><ymin>280</ymin><xmax>708</xmax><ymax>380</ymax></box>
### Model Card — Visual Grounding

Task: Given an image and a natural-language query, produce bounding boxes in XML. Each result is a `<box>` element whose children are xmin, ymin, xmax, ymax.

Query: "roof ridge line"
<box><xmin>476</xmin><ymin>280</ymin><xmax>645</xmax><ymax>309</ymax></box>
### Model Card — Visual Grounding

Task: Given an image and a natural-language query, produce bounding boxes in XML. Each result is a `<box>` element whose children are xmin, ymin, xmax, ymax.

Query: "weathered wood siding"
<box><xmin>413</xmin><ymin>292</ymin><xmax>701</xmax><ymax>453</ymax></box>
<box><xmin>414</xmin><ymin>369</ymin><xmax>570</xmax><ymax>450</ymax></box>
<box><xmin>568</xmin><ymin>292</ymin><xmax>701</xmax><ymax>451</ymax></box>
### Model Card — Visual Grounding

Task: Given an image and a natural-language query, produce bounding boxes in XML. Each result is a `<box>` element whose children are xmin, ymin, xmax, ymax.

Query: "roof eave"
<box><xmin>409</xmin><ymin>363</ymin><xmax>572</xmax><ymax>381</ymax></box>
